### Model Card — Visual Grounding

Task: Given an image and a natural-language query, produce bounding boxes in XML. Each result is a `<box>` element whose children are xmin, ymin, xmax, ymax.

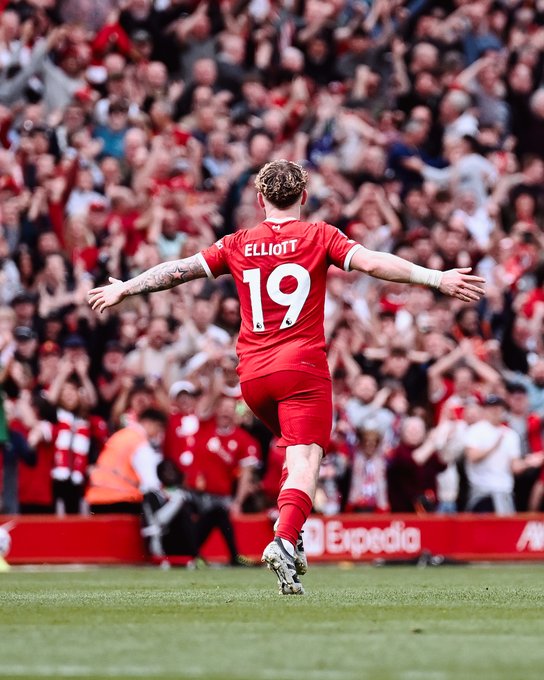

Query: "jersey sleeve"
<box><xmin>322</xmin><ymin>222</ymin><xmax>362</xmax><ymax>271</ymax></box>
<box><xmin>197</xmin><ymin>235</ymin><xmax>233</xmax><ymax>279</ymax></box>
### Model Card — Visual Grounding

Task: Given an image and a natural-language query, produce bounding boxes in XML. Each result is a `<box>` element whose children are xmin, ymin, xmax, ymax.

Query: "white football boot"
<box><xmin>261</xmin><ymin>538</ymin><xmax>304</xmax><ymax>595</ymax></box>
<box><xmin>273</xmin><ymin>519</ymin><xmax>308</xmax><ymax>576</ymax></box>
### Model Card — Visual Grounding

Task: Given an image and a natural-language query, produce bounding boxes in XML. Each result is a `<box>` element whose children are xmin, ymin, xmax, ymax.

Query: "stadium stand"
<box><xmin>2</xmin><ymin>0</ymin><xmax>544</xmax><ymax>554</ymax></box>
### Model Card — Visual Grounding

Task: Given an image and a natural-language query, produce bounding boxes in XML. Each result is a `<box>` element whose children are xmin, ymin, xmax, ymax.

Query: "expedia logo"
<box><xmin>304</xmin><ymin>519</ymin><xmax>421</xmax><ymax>558</ymax></box>
<box><xmin>516</xmin><ymin>521</ymin><xmax>544</xmax><ymax>552</ymax></box>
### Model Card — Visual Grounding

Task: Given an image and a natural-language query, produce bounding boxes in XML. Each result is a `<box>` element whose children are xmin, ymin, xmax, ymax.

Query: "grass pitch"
<box><xmin>0</xmin><ymin>564</ymin><xmax>543</xmax><ymax>680</ymax></box>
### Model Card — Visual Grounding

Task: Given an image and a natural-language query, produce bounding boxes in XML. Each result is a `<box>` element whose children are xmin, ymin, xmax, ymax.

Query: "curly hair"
<box><xmin>254</xmin><ymin>160</ymin><xmax>308</xmax><ymax>209</ymax></box>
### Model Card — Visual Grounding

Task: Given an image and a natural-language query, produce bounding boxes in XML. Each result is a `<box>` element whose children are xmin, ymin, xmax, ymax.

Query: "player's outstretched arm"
<box><xmin>88</xmin><ymin>254</ymin><xmax>207</xmax><ymax>313</ymax></box>
<box><xmin>350</xmin><ymin>247</ymin><xmax>485</xmax><ymax>303</ymax></box>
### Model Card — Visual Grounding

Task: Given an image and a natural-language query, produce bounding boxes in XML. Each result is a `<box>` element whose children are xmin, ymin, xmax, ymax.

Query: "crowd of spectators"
<box><xmin>2</xmin><ymin>0</ymin><xmax>544</xmax><ymax>522</ymax></box>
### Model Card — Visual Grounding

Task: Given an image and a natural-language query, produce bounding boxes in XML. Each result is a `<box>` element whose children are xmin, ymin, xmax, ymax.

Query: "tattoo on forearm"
<box><xmin>125</xmin><ymin>256</ymin><xmax>206</xmax><ymax>296</ymax></box>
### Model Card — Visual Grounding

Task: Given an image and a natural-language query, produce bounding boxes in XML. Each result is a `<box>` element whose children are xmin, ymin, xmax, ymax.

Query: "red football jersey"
<box><xmin>198</xmin><ymin>219</ymin><xmax>361</xmax><ymax>381</ymax></box>
<box><xmin>191</xmin><ymin>419</ymin><xmax>261</xmax><ymax>497</ymax></box>
<box><xmin>163</xmin><ymin>412</ymin><xmax>201</xmax><ymax>483</ymax></box>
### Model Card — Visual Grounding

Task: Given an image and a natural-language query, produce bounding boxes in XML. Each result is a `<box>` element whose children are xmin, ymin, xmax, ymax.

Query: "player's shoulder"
<box><xmin>293</xmin><ymin>219</ymin><xmax>329</xmax><ymax>232</ymax></box>
<box><xmin>305</xmin><ymin>220</ymin><xmax>350</xmax><ymax>241</ymax></box>
<box><xmin>287</xmin><ymin>219</ymin><xmax>334</xmax><ymax>242</ymax></box>
<box><xmin>218</xmin><ymin>223</ymin><xmax>268</xmax><ymax>248</ymax></box>
<box><xmin>214</xmin><ymin>231</ymin><xmax>239</xmax><ymax>250</ymax></box>
<box><xmin>221</xmin><ymin>220</ymin><xmax>340</xmax><ymax>248</ymax></box>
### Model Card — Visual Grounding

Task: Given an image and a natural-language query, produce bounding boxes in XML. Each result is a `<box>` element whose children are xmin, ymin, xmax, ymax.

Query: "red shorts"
<box><xmin>241</xmin><ymin>371</ymin><xmax>332</xmax><ymax>450</ymax></box>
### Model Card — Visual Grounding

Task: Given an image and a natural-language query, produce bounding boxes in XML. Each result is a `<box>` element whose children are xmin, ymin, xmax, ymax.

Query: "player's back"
<box><xmin>199</xmin><ymin>217</ymin><xmax>360</xmax><ymax>382</ymax></box>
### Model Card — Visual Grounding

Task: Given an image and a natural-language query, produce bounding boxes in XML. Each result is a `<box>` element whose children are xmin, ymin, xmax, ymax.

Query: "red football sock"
<box><xmin>275</xmin><ymin>488</ymin><xmax>313</xmax><ymax>547</ymax></box>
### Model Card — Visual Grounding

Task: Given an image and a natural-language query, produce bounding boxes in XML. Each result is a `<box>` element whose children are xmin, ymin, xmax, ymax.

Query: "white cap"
<box><xmin>169</xmin><ymin>381</ymin><xmax>197</xmax><ymax>399</ymax></box>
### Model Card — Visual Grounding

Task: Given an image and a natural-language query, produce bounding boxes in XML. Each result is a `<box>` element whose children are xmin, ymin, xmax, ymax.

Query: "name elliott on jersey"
<box><xmin>244</xmin><ymin>239</ymin><xmax>298</xmax><ymax>258</ymax></box>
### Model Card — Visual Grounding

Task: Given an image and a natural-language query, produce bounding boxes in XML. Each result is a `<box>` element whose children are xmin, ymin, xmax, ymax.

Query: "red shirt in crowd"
<box><xmin>198</xmin><ymin>219</ymin><xmax>361</xmax><ymax>382</ymax></box>
<box><xmin>386</xmin><ymin>444</ymin><xmax>447</xmax><ymax>513</ymax></box>
<box><xmin>163</xmin><ymin>412</ymin><xmax>201</xmax><ymax>484</ymax></box>
<box><xmin>190</xmin><ymin>418</ymin><xmax>260</xmax><ymax>497</ymax></box>
<box><xmin>18</xmin><ymin>423</ymin><xmax>56</xmax><ymax>508</ymax></box>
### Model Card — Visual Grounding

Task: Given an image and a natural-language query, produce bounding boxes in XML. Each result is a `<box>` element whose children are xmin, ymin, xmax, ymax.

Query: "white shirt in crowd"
<box><xmin>132</xmin><ymin>443</ymin><xmax>162</xmax><ymax>494</ymax></box>
<box><xmin>464</xmin><ymin>420</ymin><xmax>521</xmax><ymax>494</ymax></box>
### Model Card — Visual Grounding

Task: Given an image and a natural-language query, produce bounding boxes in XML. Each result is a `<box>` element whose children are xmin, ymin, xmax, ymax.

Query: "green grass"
<box><xmin>0</xmin><ymin>564</ymin><xmax>543</xmax><ymax>680</ymax></box>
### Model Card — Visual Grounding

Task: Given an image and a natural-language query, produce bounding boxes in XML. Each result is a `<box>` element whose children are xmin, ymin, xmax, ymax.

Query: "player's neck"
<box><xmin>264</xmin><ymin>209</ymin><xmax>300</xmax><ymax>222</ymax></box>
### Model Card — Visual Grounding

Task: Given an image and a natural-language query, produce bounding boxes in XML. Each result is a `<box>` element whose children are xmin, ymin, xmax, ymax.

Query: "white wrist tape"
<box><xmin>410</xmin><ymin>264</ymin><xmax>443</xmax><ymax>289</ymax></box>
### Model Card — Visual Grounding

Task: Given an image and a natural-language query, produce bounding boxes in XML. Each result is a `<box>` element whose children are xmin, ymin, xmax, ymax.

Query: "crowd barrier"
<box><xmin>2</xmin><ymin>513</ymin><xmax>544</xmax><ymax>564</ymax></box>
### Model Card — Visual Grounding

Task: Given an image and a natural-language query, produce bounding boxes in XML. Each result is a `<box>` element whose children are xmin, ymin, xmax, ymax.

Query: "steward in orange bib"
<box><xmin>86</xmin><ymin>408</ymin><xmax>198</xmax><ymax>559</ymax></box>
<box><xmin>86</xmin><ymin>409</ymin><xmax>167</xmax><ymax>513</ymax></box>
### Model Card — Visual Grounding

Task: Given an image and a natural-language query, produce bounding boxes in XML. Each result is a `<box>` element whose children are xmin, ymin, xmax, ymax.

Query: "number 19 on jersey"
<box><xmin>243</xmin><ymin>264</ymin><xmax>311</xmax><ymax>332</ymax></box>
